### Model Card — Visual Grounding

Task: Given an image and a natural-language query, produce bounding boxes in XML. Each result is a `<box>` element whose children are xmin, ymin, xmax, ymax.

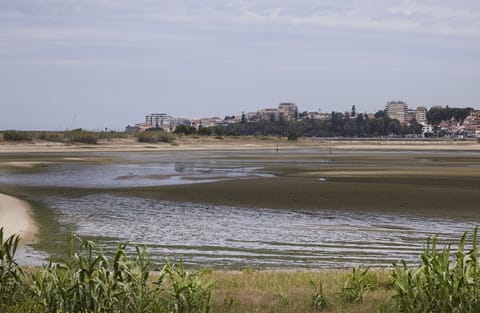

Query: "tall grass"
<box><xmin>0</xmin><ymin>229</ymin><xmax>213</xmax><ymax>313</ymax></box>
<box><xmin>340</xmin><ymin>267</ymin><xmax>373</xmax><ymax>303</ymax></box>
<box><xmin>159</xmin><ymin>261</ymin><xmax>214</xmax><ymax>313</ymax></box>
<box><xmin>0</xmin><ymin>227</ymin><xmax>23</xmax><ymax>308</ymax></box>
<box><xmin>392</xmin><ymin>227</ymin><xmax>480</xmax><ymax>313</ymax></box>
<box><xmin>4</xmin><ymin>227</ymin><xmax>480</xmax><ymax>313</ymax></box>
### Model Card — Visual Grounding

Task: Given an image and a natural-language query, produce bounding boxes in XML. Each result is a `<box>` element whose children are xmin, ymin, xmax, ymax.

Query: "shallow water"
<box><xmin>0</xmin><ymin>152</ymin><xmax>270</xmax><ymax>188</ymax></box>
<box><xmin>42</xmin><ymin>194</ymin><xmax>478</xmax><ymax>269</ymax></box>
<box><xmin>2</xmin><ymin>150</ymin><xmax>479</xmax><ymax>269</ymax></box>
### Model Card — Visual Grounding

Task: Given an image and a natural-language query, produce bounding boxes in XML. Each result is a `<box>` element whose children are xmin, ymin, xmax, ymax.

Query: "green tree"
<box><xmin>197</xmin><ymin>127</ymin><xmax>212</xmax><ymax>136</ymax></box>
<box><xmin>174</xmin><ymin>125</ymin><xmax>196</xmax><ymax>135</ymax></box>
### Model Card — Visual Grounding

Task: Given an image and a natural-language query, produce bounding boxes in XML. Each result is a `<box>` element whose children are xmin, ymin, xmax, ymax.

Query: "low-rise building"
<box><xmin>257</xmin><ymin>108</ymin><xmax>279</xmax><ymax>121</ymax></box>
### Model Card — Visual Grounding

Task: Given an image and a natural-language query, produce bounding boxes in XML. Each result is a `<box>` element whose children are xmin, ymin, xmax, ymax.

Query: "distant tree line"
<box><xmin>173</xmin><ymin>106</ymin><xmax>476</xmax><ymax>139</ymax></box>
<box><xmin>173</xmin><ymin>111</ymin><xmax>423</xmax><ymax>138</ymax></box>
<box><xmin>426</xmin><ymin>106</ymin><xmax>473</xmax><ymax>125</ymax></box>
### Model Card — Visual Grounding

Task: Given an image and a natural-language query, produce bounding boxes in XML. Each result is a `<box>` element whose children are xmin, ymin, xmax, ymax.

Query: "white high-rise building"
<box><xmin>145</xmin><ymin>113</ymin><xmax>172</xmax><ymax>130</ymax></box>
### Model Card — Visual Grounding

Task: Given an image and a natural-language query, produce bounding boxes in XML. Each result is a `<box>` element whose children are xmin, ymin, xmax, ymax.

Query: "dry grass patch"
<box><xmin>207</xmin><ymin>270</ymin><xmax>394</xmax><ymax>313</ymax></box>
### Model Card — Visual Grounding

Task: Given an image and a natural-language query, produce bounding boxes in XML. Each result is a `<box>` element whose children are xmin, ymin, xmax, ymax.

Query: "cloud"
<box><xmin>1</xmin><ymin>0</ymin><xmax>480</xmax><ymax>36</ymax></box>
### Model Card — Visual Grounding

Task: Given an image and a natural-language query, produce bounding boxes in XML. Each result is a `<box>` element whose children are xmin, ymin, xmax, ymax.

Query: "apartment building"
<box><xmin>385</xmin><ymin>101</ymin><xmax>408</xmax><ymax>123</ymax></box>
<box><xmin>278</xmin><ymin>102</ymin><xmax>298</xmax><ymax>121</ymax></box>
<box><xmin>415</xmin><ymin>106</ymin><xmax>428</xmax><ymax>125</ymax></box>
<box><xmin>145</xmin><ymin>113</ymin><xmax>172</xmax><ymax>130</ymax></box>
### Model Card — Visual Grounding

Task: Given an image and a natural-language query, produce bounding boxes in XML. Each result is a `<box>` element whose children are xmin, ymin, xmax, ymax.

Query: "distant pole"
<box><xmin>329</xmin><ymin>143</ymin><xmax>332</xmax><ymax>155</ymax></box>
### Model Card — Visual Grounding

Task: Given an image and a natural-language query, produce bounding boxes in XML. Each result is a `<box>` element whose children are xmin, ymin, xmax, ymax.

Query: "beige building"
<box><xmin>385</xmin><ymin>101</ymin><xmax>408</xmax><ymax>123</ymax></box>
<box><xmin>257</xmin><ymin>108</ymin><xmax>279</xmax><ymax>121</ymax></box>
<box><xmin>415</xmin><ymin>106</ymin><xmax>428</xmax><ymax>125</ymax></box>
<box><xmin>278</xmin><ymin>102</ymin><xmax>298</xmax><ymax>121</ymax></box>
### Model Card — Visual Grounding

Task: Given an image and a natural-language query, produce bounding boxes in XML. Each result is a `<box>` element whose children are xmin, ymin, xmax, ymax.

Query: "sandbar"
<box><xmin>0</xmin><ymin>137</ymin><xmax>478</xmax><ymax>153</ymax></box>
<box><xmin>0</xmin><ymin>193</ymin><xmax>37</xmax><ymax>244</ymax></box>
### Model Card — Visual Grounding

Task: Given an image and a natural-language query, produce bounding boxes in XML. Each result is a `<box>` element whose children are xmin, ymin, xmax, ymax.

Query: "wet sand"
<box><xmin>0</xmin><ymin>193</ymin><xmax>37</xmax><ymax>243</ymax></box>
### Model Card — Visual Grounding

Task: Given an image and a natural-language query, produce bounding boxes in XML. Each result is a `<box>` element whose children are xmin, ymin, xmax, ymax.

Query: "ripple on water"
<box><xmin>32</xmin><ymin>194</ymin><xmax>479</xmax><ymax>269</ymax></box>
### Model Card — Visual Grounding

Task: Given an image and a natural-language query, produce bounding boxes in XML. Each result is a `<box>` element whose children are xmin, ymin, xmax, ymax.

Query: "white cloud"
<box><xmin>1</xmin><ymin>0</ymin><xmax>480</xmax><ymax>36</ymax></box>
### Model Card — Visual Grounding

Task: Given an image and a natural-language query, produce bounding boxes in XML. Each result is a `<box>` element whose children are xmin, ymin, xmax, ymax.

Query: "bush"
<box><xmin>340</xmin><ymin>267</ymin><xmax>372</xmax><ymax>303</ymax></box>
<box><xmin>392</xmin><ymin>228</ymin><xmax>480</xmax><ymax>313</ymax></box>
<box><xmin>137</xmin><ymin>131</ymin><xmax>176</xmax><ymax>143</ymax></box>
<box><xmin>197</xmin><ymin>127</ymin><xmax>212</xmax><ymax>136</ymax></box>
<box><xmin>159</xmin><ymin>261</ymin><xmax>213</xmax><ymax>313</ymax></box>
<box><xmin>2</xmin><ymin>130</ymin><xmax>33</xmax><ymax>141</ymax></box>
<box><xmin>64</xmin><ymin>130</ymin><xmax>98</xmax><ymax>144</ymax></box>
<box><xmin>310</xmin><ymin>280</ymin><xmax>328</xmax><ymax>310</ymax></box>
<box><xmin>38</xmin><ymin>132</ymin><xmax>64</xmax><ymax>142</ymax></box>
<box><xmin>287</xmin><ymin>131</ymin><xmax>298</xmax><ymax>141</ymax></box>
<box><xmin>98</xmin><ymin>131</ymin><xmax>128</xmax><ymax>140</ymax></box>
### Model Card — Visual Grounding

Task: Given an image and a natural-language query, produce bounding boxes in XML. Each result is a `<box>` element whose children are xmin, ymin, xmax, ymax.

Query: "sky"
<box><xmin>1</xmin><ymin>1</ymin><xmax>480</xmax><ymax>130</ymax></box>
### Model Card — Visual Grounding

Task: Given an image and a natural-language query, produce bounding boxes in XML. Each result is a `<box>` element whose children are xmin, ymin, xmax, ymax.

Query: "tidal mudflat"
<box><xmin>1</xmin><ymin>148</ymin><xmax>479</xmax><ymax>269</ymax></box>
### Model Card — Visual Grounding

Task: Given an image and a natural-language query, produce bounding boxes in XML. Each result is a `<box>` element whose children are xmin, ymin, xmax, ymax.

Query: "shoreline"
<box><xmin>0</xmin><ymin>193</ymin><xmax>37</xmax><ymax>244</ymax></box>
<box><xmin>0</xmin><ymin>137</ymin><xmax>479</xmax><ymax>153</ymax></box>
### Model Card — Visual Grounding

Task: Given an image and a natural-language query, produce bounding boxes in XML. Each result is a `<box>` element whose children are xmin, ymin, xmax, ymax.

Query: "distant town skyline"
<box><xmin>1</xmin><ymin>1</ymin><xmax>480</xmax><ymax>130</ymax></box>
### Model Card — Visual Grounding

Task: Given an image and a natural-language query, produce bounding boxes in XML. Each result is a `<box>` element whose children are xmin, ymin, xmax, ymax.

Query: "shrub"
<box><xmin>38</xmin><ymin>132</ymin><xmax>65</xmax><ymax>142</ymax></box>
<box><xmin>159</xmin><ymin>260</ymin><xmax>213</xmax><ymax>313</ymax></box>
<box><xmin>2</xmin><ymin>130</ymin><xmax>33</xmax><ymax>141</ymax></box>
<box><xmin>98</xmin><ymin>131</ymin><xmax>128</xmax><ymax>140</ymax></box>
<box><xmin>197</xmin><ymin>127</ymin><xmax>212</xmax><ymax>136</ymax></box>
<box><xmin>137</xmin><ymin>131</ymin><xmax>176</xmax><ymax>143</ymax></box>
<box><xmin>64</xmin><ymin>130</ymin><xmax>99</xmax><ymax>144</ymax></box>
<box><xmin>392</xmin><ymin>228</ymin><xmax>480</xmax><ymax>313</ymax></box>
<box><xmin>287</xmin><ymin>131</ymin><xmax>298</xmax><ymax>141</ymax></box>
<box><xmin>340</xmin><ymin>267</ymin><xmax>372</xmax><ymax>303</ymax></box>
<box><xmin>310</xmin><ymin>280</ymin><xmax>328</xmax><ymax>310</ymax></box>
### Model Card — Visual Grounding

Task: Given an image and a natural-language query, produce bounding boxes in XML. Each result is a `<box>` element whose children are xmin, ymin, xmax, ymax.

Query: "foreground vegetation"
<box><xmin>2</xmin><ymin>227</ymin><xmax>480</xmax><ymax>312</ymax></box>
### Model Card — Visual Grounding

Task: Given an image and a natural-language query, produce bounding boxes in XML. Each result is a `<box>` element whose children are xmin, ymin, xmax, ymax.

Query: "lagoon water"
<box><xmin>46</xmin><ymin>193</ymin><xmax>477</xmax><ymax>269</ymax></box>
<box><xmin>2</xmin><ymin>150</ymin><xmax>479</xmax><ymax>268</ymax></box>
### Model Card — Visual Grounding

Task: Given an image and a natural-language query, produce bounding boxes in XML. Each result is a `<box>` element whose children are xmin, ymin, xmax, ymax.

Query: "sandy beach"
<box><xmin>0</xmin><ymin>193</ymin><xmax>37</xmax><ymax>244</ymax></box>
<box><xmin>0</xmin><ymin>137</ymin><xmax>478</xmax><ymax>153</ymax></box>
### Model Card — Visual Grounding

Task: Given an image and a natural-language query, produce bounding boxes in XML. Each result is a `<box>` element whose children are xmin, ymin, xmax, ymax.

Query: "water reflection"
<box><xmin>0</xmin><ymin>162</ymin><xmax>269</xmax><ymax>188</ymax></box>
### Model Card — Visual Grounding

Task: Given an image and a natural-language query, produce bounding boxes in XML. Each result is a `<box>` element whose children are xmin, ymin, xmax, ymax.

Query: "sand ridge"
<box><xmin>0</xmin><ymin>193</ymin><xmax>37</xmax><ymax>244</ymax></box>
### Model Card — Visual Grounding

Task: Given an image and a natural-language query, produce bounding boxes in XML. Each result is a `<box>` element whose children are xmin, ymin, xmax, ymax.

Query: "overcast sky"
<box><xmin>1</xmin><ymin>0</ymin><xmax>480</xmax><ymax>130</ymax></box>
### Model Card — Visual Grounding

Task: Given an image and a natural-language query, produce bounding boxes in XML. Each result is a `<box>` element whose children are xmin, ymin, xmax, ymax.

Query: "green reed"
<box><xmin>340</xmin><ymin>267</ymin><xmax>373</xmax><ymax>303</ymax></box>
<box><xmin>392</xmin><ymin>227</ymin><xmax>480</xmax><ymax>313</ymax></box>
<box><xmin>0</xmin><ymin>227</ymin><xmax>23</xmax><ymax>307</ymax></box>
<box><xmin>158</xmin><ymin>260</ymin><xmax>214</xmax><ymax>313</ymax></box>
<box><xmin>309</xmin><ymin>280</ymin><xmax>328</xmax><ymax>310</ymax></box>
<box><xmin>0</xmin><ymin>229</ymin><xmax>213</xmax><ymax>313</ymax></box>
